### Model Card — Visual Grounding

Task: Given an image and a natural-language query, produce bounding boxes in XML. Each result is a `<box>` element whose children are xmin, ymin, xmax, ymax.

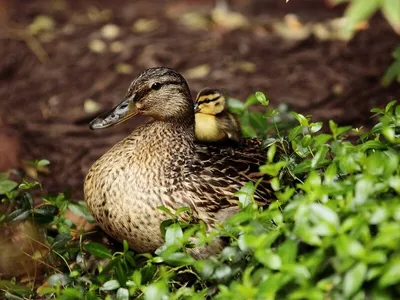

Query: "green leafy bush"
<box><xmin>330</xmin><ymin>0</ymin><xmax>400</xmax><ymax>39</ymax></box>
<box><xmin>383</xmin><ymin>45</ymin><xmax>400</xmax><ymax>86</ymax></box>
<box><xmin>328</xmin><ymin>0</ymin><xmax>400</xmax><ymax>86</ymax></box>
<box><xmin>1</xmin><ymin>96</ymin><xmax>400</xmax><ymax>299</ymax></box>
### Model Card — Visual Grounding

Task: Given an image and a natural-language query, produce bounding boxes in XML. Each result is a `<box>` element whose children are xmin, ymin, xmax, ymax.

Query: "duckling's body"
<box><xmin>85</xmin><ymin>67</ymin><xmax>272</xmax><ymax>258</ymax></box>
<box><xmin>194</xmin><ymin>88</ymin><xmax>241</xmax><ymax>142</ymax></box>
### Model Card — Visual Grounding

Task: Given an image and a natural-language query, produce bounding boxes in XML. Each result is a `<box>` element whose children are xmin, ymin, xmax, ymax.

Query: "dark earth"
<box><xmin>0</xmin><ymin>0</ymin><xmax>399</xmax><ymax>200</ymax></box>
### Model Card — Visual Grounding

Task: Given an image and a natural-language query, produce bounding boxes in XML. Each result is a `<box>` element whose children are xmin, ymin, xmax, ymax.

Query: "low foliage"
<box><xmin>1</xmin><ymin>96</ymin><xmax>400</xmax><ymax>299</ymax></box>
<box><xmin>331</xmin><ymin>0</ymin><xmax>400</xmax><ymax>39</ymax></box>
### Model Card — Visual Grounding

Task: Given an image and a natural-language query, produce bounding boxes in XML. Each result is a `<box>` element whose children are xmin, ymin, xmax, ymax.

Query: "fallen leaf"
<box><xmin>312</xmin><ymin>23</ymin><xmax>332</xmax><ymax>41</ymax></box>
<box><xmin>184</xmin><ymin>64</ymin><xmax>210</xmax><ymax>79</ymax></box>
<box><xmin>115</xmin><ymin>63</ymin><xmax>133</xmax><ymax>74</ymax></box>
<box><xmin>273</xmin><ymin>15</ymin><xmax>312</xmax><ymax>41</ymax></box>
<box><xmin>180</xmin><ymin>12</ymin><xmax>209</xmax><ymax>30</ymax></box>
<box><xmin>229</xmin><ymin>61</ymin><xmax>256</xmax><ymax>73</ymax></box>
<box><xmin>88</xmin><ymin>39</ymin><xmax>107</xmax><ymax>53</ymax></box>
<box><xmin>101</xmin><ymin>24</ymin><xmax>120</xmax><ymax>40</ymax></box>
<box><xmin>109</xmin><ymin>41</ymin><xmax>126</xmax><ymax>53</ymax></box>
<box><xmin>211</xmin><ymin>8</ymin><xmax>250</xmax><ymax>30</ymax></box>
<box><xmin>133</xmin><ymin>18</ymin><xmax>160</xmax><ymax>33</ymax></box>
<box><xmin>84</xmin><ymin>99</ymin><xmax>102</xmax><ymax>114</ymax></box>
<box><xmin>28</xmin><ymin>15</ymin><xmax>55</xmax><ymax>35</ymax></box>
<box><xmin>284</xmin><ymin>14</ymin><xmax>304</xmax><ymax>29</ymax></box>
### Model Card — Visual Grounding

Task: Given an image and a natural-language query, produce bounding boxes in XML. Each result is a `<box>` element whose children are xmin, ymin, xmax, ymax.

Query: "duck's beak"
<box><xmin>89</xmin><ymin>97</ymin><xmax>139</xmax><ymax>130</ymax></box>
<box><xmin>193</xmin><ymin>103</ymin><xmax>200</xmax><ymax>113</ymax></box>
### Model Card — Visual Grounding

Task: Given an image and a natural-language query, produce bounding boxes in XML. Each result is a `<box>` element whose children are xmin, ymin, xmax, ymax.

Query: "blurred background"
<box><xmin>0</xmin><ymin>0</ymin><xmax>399</xmax><ymax>199</ymax></box>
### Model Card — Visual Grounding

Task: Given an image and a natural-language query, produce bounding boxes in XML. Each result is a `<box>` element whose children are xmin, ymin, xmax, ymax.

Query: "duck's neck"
<box><xmin>128</xmin><ymin>118</ymin><xmax>196</xmax><ymax>162</ymax></box>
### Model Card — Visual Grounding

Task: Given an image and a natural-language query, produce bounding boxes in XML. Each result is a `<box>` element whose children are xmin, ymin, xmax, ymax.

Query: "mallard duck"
<box><xmin>194</xmin><ymin>88</ymin><xmax>241</xmax><ymax>143</ymax></box>
<box><xmin>85</xmin><ymin>67</ymin><xmax>272</xmax><ymax>258</ymax></box>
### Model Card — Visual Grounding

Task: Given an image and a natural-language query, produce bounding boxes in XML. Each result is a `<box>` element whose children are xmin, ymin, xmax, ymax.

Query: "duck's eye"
<box><xmin>151</xmin><ymin>82</ymin><xmax>162</xmax><ymax>90</ymax></box>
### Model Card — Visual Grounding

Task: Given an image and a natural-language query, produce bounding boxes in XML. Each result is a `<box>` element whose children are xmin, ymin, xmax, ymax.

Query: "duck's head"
<box><xmin>89</xmin><ymin>67</ymin><xmax>193</xmax><ymax>130</ymax></box>
<box><xmin>194</xmin><ymin>88</ymin><xmax>226</xmax><ymax>115</ymax></box>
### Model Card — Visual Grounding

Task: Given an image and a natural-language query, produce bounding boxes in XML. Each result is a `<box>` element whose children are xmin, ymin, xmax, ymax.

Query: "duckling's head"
<box><xmin>89</xmin><ymin>67</ymin><xmax>193</xmax><ymax>129</ymax></box>
<box><xmin>194</xmin><ymin>88</ymin><xmax>226</xmax><ymax>115</ymax></box>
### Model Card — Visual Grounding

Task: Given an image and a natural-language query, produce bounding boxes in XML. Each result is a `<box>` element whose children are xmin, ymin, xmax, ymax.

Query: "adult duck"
<box><xmin>84</xmin><ymin>67</ymin><xmax>273</xmax><ymax>258</ymax></box>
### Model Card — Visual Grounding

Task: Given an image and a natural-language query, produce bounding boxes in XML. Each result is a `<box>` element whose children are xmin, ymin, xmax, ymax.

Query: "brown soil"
<box><xmin>0</xmin><ymin>0</ymin><xmax>399</xmax><ymax>199</ymax></box>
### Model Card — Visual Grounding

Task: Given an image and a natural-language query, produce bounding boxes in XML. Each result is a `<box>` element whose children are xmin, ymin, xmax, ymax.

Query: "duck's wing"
<box><xmin>172</xmin><ymin>138</ymin><xmax>273</xmax><ymax>224</ymax></box>
<box><xmin>218</xmin><ymin>112</ymin><xmax>242</xmax><ymax>142</ymax></box>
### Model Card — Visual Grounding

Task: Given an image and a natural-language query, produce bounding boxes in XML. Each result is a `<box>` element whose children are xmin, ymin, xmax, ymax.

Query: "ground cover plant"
<box><xmin>0</xmin><ymin>96</ymin><xmax>399</xmax><ymax>299</ymax></box>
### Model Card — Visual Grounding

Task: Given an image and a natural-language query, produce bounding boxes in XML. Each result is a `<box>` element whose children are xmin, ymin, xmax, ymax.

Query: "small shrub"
<box><xmin>1</xmin><ymin>95</ymin><xmax>400</xmax><ymax>299</ymax></box>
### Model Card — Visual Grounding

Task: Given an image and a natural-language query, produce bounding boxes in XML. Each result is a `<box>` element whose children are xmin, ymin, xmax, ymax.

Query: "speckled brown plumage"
<box><xmin>84</xmin><ymin>67</ymin><xmax>273</xmax><ymax>258</ymax></box>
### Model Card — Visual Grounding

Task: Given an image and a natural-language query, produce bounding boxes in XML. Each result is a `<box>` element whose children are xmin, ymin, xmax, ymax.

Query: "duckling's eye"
<box><xmin>151</xmin><ymin>82</ymin><xmax>162</xmax><ymax>90</ymax></box>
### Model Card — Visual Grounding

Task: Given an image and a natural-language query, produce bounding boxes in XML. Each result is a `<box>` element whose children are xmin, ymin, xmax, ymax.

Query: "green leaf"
<box><xmin>301</xmin><ymin>134</ymin><xmax>312</xmax><ymax>147</ymax></box>
<box><xmin>294</xmin><ymin>222</ymin><xmax>322</xmax><ymax>246</ymax></box>
<box><xmin>309</xmin><ymin>122</ymin><xmax>323</xmax><ymax>133</ymax></box>
<box><xmin>267</xmin><ymin>143</ymin><xmax>276</xmax><ymax>163</ymax></box>
<box><xmin>21</xmin><ymin>193</ymin><xmax>34</xmax><ymax>210</ymax></box>
<box><xmin>277</xmin><ymin>239</ymin><xmax>298</xmax><ymax>264</ymax></box>
<box><xmin>37</xmin><ymin>159</ymin><xmax>50</xmax><ymax>167</ymax></box>
<box><xmin>389</xmin><ymin>176</ymin><xmax>400</xmax><ymax>194</ymax></box>
<box><xmin>379</xmin><ymin>259</ymin><xmax>400</xmax><ymax>287</ymax></box>
<box><xmin>309</xmin><ymin>203</ymin><xmax>339</xmax><ymax>229</ymax></box>
<box><xmin>382</xmin><ymin>0</ymin><xmax>400</xmax><ymax>35</ymax></box>
<box><xmin>292</xmin><ymin>112</ymin><xmax>309</xmax><ymax>126</ymax></box>
<box><xmin>61</xmin><ymin>287</ymin><xmax>82</xmax><ymax>298</ymax></box>
<box><xmin>32</xmin><ymin>204</ymin><xmax>59</xmax><ymax>224</ymax></box>
<box><xmin>116</xmin><ymin>287</ymin><xmax>129</xmax><ymax>300</ymax></box>
<box><xmin>343</xmin><ymin>262</ymin><xmax>367</xmax><ymax>297</ymax></box>
<box><xmin>174</xmin><ymin>206</ymin><xmax>190</xmax><ymax>216</ymax></box>
<box><xmin>163</xmin><ymin>252</ymin><xmax>195</xmax><ymax>266</ymax></box>
<box><xmin>145</xmin><ymin>283</ymin><xmax>168</xmax><ymax>300</ymax></box>
<box><xmin>311</xmin><ymin>145</ymin><xmax>329</xmax><ymax>168</ymax></box>
<box><xmin>84</xmin><ymin>242</ymin><xmax>112</xmax><ymax>259</ymax></box>
<box><xmin>0</xmin><ymin>280</ymin><xmax>33</xmax><ymax>296</ymax></box>
<box><xmin>123</xmin><ymin>240</ymin><xmax>129</xmax><ymax>253</ymax></box>
<box><xmin>324</xmin><ymin>162</ymin><xmax>337</xmax><ymax>184</ymax></box>
<box><xmin>288</xmin><ymin>125</ymin><xmax>302</xmax><ymax>141</ymax></box>
<box><xmin>382</xmin><ymin>59</ymin><xmax>400</xmax><ymax>86</ymax></box>
<box><xmin>255</xmin><ymin>249</ymin><xmax>282</xmax><ymax>270</ymax></box>
<box><xmin>312</xmin><ymin>133</ymin><xmax>332</xmax><ymax>147</ymax></box>
<box><xmin>6</xmin><ymin>209</ymin><xmax>30</xmax><ymax>223</ymax></box>
<box><xmin>0</xmin><ymin>180</ymin><xmax>18</xmax><ymax>194</ymax></box>
<box><xmin>336</xmin><ymin>235</ymin><xmax>365</xmax><ymax>258</ymax></box>
<box><xmin>213</xmin><ymin>265</ymin><xmax>232</xmax><ymax>280</ymax></box>
<box><xmin>165</xmin><ymin>223</ymin><xmax>183</xmax><ymax>247</ymax></box>
<box><xmin>52</xmin><ymin>233</ymin><xmax>72</xmax><ymax>250</ymax></box>
<box><xmin>384</xmin><ymin>99</ymin><xmax>398</xmax><ymax>114</ymax></box>
<box><xmin>101</xmin><ymin>279</ymin><xmax>120</xmax><ymax>291</ymax></box>
<box><xmin>353</xmin><ymin>178</ymin><xmax>374</xmax><ymax>206</ymax></box>
<box><xmin>255</xmin><ymin>91</ymin><xmax>269</xmax><ymax>106</ymax></box>
<box><xmin>47</xmin><ymin>274</ymin><xmax>71</xmax><ymax>286</ymax></box>
<box><xmin>235</xmin><ymin>181</ymin><xmax>254</xmax><ymax>207</ymax></box>
<box><xmin>244</xmin><ymin>94</ymin><xmax>259</xmax><ymax>108</ymax></box>
<box><xmin>259</xmin><ymin>161</ymin><xmax>288</xmax><ymax>177</ymax></box>
<box><xmin>132</xmin><ymin>270</ymin><xmax>142</xmax><ymax>286</ymax></box>
<box><xmin>68</xmin><ymin>202</ymin><xmax>94</xmax><ymax>221</ymax></box>
<box><xmin>329</xmin><ymin>120</ymin><xmax>338</xmax><ymax>137</ymax></box>
<box><xmin>157</xmin><ymin>205</ymin><xmax>174</xmax><ymax>217</ymax></box>
<box><xmin>342</xmin><ymin>0</ymin><xmax>381</xmax><ymax>39</ymax></box>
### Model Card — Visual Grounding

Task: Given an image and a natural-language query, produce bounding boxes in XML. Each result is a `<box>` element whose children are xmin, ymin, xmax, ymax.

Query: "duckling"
<box><xmin>194</xmin><ymin>88</ymin><xmax>241</xmax><ymax>143</ymax></box>
<box><xmin>85</xmin><ymin>67</ymin><xmax>273</xmax><ymax>259</ymax></box>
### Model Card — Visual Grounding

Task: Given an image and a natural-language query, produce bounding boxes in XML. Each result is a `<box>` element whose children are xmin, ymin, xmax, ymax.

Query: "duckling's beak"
<box><xmin>194</xmin><ymin>103</ymin><xmax>200</xmax><ymax>113</ymax></box>
<box><xmin>89</xmin><ymin>97</ymin><xmax>139</xmax><ymax>130</ymax></box>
